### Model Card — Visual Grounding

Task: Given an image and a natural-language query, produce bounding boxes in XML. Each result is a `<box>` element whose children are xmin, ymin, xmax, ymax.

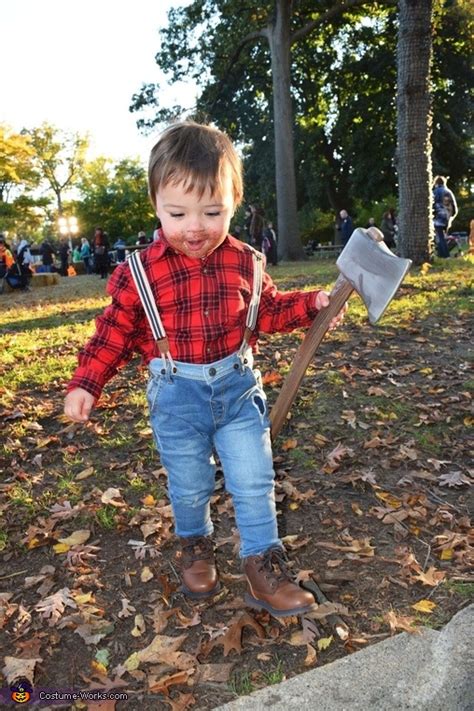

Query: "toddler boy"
<box><xmin>65</xmin><ymin>121</ymin><xmax>344</xmax><ymax>617</ymax></box>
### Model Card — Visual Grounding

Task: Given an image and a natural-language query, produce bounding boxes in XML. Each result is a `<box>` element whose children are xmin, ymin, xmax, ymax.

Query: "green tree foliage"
<box><xmin>131</xmin><ymin>0</ymin><xmax>472</xmax><ymax>258</ymax></box>
<box><xmin>73</xmin><ymin>157</ymin><xmax>155</xmax><ymax>240</ymax></box>
<box><xmin>431</xmin><ymin>0</ymin><xmax>473</xmax><ymax>186</ymax></box>
<box><xmin>24</xmin><ymin>124</ymin><xmax>89</xmax><ymax>215</ymax></box>
<box><xmin>0</xmin><ymin>125</ymin><xmax>45</xmax><ymax>236</ymax></box>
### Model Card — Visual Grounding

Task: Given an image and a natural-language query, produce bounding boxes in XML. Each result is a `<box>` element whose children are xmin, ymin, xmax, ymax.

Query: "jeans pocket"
<box><xmin>147</xmin><ymin>375</ymin><xmax>164</xmax><ymax>414</ymax></box>
<box><xmin>250</xmin><ymin>368</ymin><xmax>268</xmax><ymax>419</ymax></box>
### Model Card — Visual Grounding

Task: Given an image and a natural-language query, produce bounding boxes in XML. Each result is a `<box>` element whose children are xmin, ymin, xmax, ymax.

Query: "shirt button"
<box><xmin>202</xmin><ymin>268</ymin><xmax>207</xmax><ymax>274</ymax></box>
<box><xmin>209</xmin><ymin>367</ymin><xmax>217</xmax><ymax>376</ymax></box>
<box><xmin>204</xmin><ymin>310</ymin><xmax>209</xmax><ymax>317</ymax></box>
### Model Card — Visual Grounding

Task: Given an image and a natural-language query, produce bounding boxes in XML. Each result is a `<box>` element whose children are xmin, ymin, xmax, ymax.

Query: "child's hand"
<box><xmin>64</xmin><ymin>388</ymin><xmax>96</xmax><ymax>423</ymax></box>
<box><xmin>314</xmin><ymin>291</ymin><xmax>348</xmax><ymax>330</ymax></box>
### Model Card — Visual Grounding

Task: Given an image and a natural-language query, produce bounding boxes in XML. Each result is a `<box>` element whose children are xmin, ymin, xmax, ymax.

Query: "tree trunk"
<box><xmin>268</xmin><ymin>0</ymin><xmax>305</xmax><ymax>260</ymax></box>
<box><xmin>396</xmin><ymin>0</ymin><xmax>434</xmax><ymax>265</ymax></box>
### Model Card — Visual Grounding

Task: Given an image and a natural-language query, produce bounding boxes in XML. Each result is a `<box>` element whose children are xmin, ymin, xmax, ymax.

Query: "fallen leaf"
<box><xmin>195</xmin><ymin>663</ymin><xmax>234</xmax><ymax>683</ymax></box>
<box><xmin>148</xmin><ymin>670</ymin><xmax>194</xmax><ymax>695</ymax></box>
<box><xmin>262</xmin><ymin>370</ymin><xmax>283</xmax><ymax>385</ymax></box>
<box><xmin>202</xmin><ymin>612</ymin><xmax>265</xmax><ymax>657</ymax></box>
<box><xmin>35</xmin><ymin>587</ymin><xmax>77</xmax><ymax>625</ymax></box>
<box><xmin>2</xmin><ymin>656</ymin><xmax>42</xmax><ymax>684</ymax></box>
<box><xmin>101</xmin><ymin>488</ymin><xmax>127</xmax><ymax>507</ymax></box>
<box><xmin>317</xmin><ymin>635</ymin><xmax>333</xmax><ymax>651</ymax></box>
<box><xmin>131</xmin><ymin>614</ymin><xmax>146</xmax><ymax>637</ymax></box>
<box><xmin>76</xmin><ymin>466</ymin><xmax>94</xmax><ymax>480</ymax></box>
<box><xmin>384</xmin><ymin>610</ymin><xmax>418</xmax><ymax>634</ymax></box>
<box><xmin>140</xmin><ymin>566</ymin><xmax>154</xmax><ymax>583</ymax></box>
<box><xmin>438</xmin><ymin>471</ymin><xmax>471</xmax><ymax>488</ymax></box>
<box><xmin>304</xmin><ymin>644</ymin><xmax>317</xmax><ymax>666</ymax></box>
<box><xmin>412</xmin><ymin>566</ymin><xmax>446</xmax><ymax>587</ymax></box>
<box><xmin>281</xmin><ymin>438</ymin><xmax>298</xmax><ymax>451</ymax></box>
<box><xmin>123</xmin><ymin>633</ymin><xmax>187</xmax><ymax>671</ymax></box>
<box><xmin>412</xmin><ymin>599</ymin><xmax>437</xmax><ymax>614</ymax></box>
<box><xmin>57</xmin><ymin>529</ymin><xmax>91</xmax><ymax>547</ymax></box>
<box><xmin>163</xmin><ymin>692</ymin><xmax>196</xmax><ymax>711</ymax></box>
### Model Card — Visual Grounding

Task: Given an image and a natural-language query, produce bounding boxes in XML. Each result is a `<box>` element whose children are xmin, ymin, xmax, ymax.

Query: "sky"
<box><xmin>1</xmin><ymin>0</ymin><xmax>197</xmax><ymax>165</ymax></box>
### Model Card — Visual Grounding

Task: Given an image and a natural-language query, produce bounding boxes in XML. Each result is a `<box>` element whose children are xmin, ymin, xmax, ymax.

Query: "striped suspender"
<box><xmin>128</xmin><ymin>246</ymin><xmax>264</xmax><ymax>366</ymax></box>
<box><xmin>238</xmin><ymin>248</ymin><xmax>264</xmax><ymax>358</ymax></box>
<box><xmin>128</xmin><ymin>250</ymin><xmax>176</xmax><ymax>371</ymax></box>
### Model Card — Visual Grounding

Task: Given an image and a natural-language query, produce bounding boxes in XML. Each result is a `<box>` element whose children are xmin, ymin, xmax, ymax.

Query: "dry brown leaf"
<box><xmin>163</xmin><ymin>692</ymin><xmax>196</xmax><ymax>710</ymax></box>
<box><xmin>262</xmin><ymin>370</ymin><xmax>283</xmax><ymax>385</ymax></box>
<box><xmin>204</xmin><ymin>612</ymin><xmax>265</xmax><ymax>657</ymax></box>
<box><xmin>304</xmin><ymin>644</ymin><xmax>317</xmax><ymax>666</ymax></box>
<box><xmin>101</xmin><ymin>488</ymin><xmax>127</xmax><ymax>507</ymax></box>
<box><xmin>57</xmin><ymin>529</ymin><xmax>91</xmax><ymax>547</ymax></box>
<box><xmin>124</xmin><ymin>633</ymin><xmax>187</xmax><ymax>671</ymax></box>
<box><xmin>118</xmin><ymin>598</ymin><xmax>135</xmax><ymax>619</ymax></box>
<box><xmin>195</xmin><ymin>663</ymin><xmax>234</xmax><ymax>683</ymax></box>
<box><xmin>305</xmin><ymin>602</ymin><xmax>350</xmax><ymax>620</ymax></box>
<box><xmin>281</xmin><ymin>438</ymin><xmax>298</xmax><ymax>451</ymax></box>
<box><xmin>148</xmin><ymin>669</ymin><xmax>194</xmax><ymax>695</ymax></box>
<box><xmin>76</xmin><ymin>466</ymin><xmax>94</xmax><ymax>480</ymax></box>
<box><xmin>175</xmin><ymin>610</ymin><xmax>201</xmax><ymax>628</ymax></box>
<box><xmin>2</xmin><ymin>656</ymin><xmax>42</xmax><ymax>684</ymax></box>
<box><xmin>151</xmin><ymin>606</ymin><xmax>178</xmax><ymax>633</ymax></box>
<box><xmin>412</xmin><ymin>566</ymin><xmax>446</xmax><ymax>587</ymax></box>
<box><xmin>140</xmin><ymin>566</ymin><xmax>154</xmax><ymax>583</ymax></box>
<box><xmin>35</xmin><ymin>587</ymin><xmax>77</xmax><ymax>625</ymax></box>
<box><xmin>131</xmin><ymin>614</ymin><xmax>146</xmax><ymax>637</ymax></box>
<box><xmin>86</xmin><ymin>701</ymin><xmax>116</xmax><ymax>711</ymax></box>
<box><xmin>384</xmin><ymin>610</ymin><xmax>418</xmax><ymax>634</ymax></box>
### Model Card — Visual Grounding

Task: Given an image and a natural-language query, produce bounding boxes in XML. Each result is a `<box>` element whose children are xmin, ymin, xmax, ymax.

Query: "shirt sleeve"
<box><xmin>66</xmin><ymin>263</ymin><xmax>146</xmax><ymax>399</ymax></box>
<box><xmin>257</xmin><ymin>270</ymin><xmax>320</xmax><ymax>334</ymax></box>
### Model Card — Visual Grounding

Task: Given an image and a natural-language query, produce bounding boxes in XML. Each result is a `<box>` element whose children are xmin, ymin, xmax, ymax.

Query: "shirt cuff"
<box><xmin>66</xmin><ymin>370</ymin><xmax>104</xmax><ymax>400</ymax></box>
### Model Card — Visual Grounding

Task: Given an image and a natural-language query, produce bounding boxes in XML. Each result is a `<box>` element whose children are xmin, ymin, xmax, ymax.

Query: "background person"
<box><xmin>93</xmin><ymin>227</ymin><xmax>109</xmax><ymax>279</ymax></box>
<box><xmin>58</xmin><ymin>238</ymin><xmax>70</xmax><ymax>276</ymax></box>
<box><xmin>39</xmin><ymin>239</ymin><xmax>55</xmax><ymax>273</ymax></box>
<box><xmin>339</xmin><ymin>209</ymin><xmax>354</xmax><ymax>248</ymax></box>
<box><xmin>433</xmin><ymin>176</ymin><xmax>458</xmax><ymax>259</ymax></box>
<box><xmin>80</xmin><ymin>237</ymin><xmax>92</xmax><ymax>274</ymax></box>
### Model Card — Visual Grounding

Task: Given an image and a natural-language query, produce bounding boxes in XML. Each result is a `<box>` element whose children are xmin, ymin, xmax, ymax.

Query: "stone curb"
<box><xmin>215</xmin><ymin>603</ymin><xmax>474</xmax><ymax>711</ymax></box>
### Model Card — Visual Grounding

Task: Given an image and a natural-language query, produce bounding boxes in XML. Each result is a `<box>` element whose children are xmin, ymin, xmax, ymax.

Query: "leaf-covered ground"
<box><xmin>1</xmin><ymin>257</ymin><xmax>473</xmax><ymax>710</ymax></box>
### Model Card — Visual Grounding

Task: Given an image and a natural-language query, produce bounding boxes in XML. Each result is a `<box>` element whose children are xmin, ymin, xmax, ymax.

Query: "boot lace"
<box><xmin>180</xmin><ymin>536</ymin><xmax>214</xmax><ymax>566</ymax></box>
<box><xmin>258</xmin><ymin>547</ymin><xmax>295</xmax><ymax>584</ymax></box>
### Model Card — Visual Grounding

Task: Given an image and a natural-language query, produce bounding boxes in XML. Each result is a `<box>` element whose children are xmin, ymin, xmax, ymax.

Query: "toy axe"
<box><xmin>270</xmin><ymin>227</ymin><xmax>412</xmax><ymax>438</ymax></box>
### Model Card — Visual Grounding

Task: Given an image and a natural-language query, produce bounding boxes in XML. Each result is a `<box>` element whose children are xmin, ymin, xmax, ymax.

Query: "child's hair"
<box><xmin>148</xmin><ymin>120</ymin><xmax>243</xmax><ymax>209</ymax></box>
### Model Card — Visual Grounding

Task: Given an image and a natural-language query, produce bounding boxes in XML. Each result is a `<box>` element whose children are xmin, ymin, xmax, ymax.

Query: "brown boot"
<box><xmin>177</xmin><ymin>536</ymin><xmax>220</xmax><ymax>599</ymax></box>
<box><xmin>244</xmin><ymin>547</ymin><xmax>315</xmax><ymax>617</ymax></box>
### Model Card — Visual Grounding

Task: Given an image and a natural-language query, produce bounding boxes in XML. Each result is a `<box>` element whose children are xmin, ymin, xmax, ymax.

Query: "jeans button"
<box><xmin>208</xmin><ymin>367</ymin><xmax>217</xmax><ymax>376</ymax></box>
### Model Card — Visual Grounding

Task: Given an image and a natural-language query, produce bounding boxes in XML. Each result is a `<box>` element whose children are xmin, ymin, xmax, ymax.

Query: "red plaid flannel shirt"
<box><xmin>67</xmin><ymin>234</ymin><xmax>320</xmax><ymax>399</ymax></box>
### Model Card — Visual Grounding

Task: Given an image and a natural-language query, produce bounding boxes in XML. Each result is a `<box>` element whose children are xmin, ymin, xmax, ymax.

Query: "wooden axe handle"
<box><xmin>270</xmin><ymin>274</ymin><xmax>353</xmax><ymax>438</ymax></box>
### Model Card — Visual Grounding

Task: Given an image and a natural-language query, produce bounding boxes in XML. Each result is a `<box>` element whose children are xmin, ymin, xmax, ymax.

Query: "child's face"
<box><xmin>155</xmin><ymin>171</ymin><xmax>235</xmax><ymax>260</ymax></box>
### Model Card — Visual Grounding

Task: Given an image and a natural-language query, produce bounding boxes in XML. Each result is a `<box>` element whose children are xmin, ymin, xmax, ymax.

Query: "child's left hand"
<box><xmin>314</xmin><ymin>291</ymin><xmax>348</xmax><ymax>330</ymax></box>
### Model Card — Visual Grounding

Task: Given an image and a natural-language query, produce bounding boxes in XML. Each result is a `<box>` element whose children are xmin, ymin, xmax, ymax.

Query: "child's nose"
<box><xmin>187</xmin><ymin>216</ymin><xmax>205</xmax><ymax>232</ymax></box>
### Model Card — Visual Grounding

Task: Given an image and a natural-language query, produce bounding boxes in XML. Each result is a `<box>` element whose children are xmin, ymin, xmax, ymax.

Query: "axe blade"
<box><xmin>337</xmin><ymin>228</ymin><xmax>412</xmax><ymax>324</ymax></box>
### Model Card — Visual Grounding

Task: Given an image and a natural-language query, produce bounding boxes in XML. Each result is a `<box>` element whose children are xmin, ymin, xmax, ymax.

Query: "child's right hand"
<box><xmin>64</xmin><ymin>388</ymin><xmax>96</xmax><ymax>423</ymax></box>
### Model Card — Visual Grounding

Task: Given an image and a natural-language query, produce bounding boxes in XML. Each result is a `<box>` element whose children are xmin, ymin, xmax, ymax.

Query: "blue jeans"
<box><xmin>435</xmin><ymin>225</ymin><xmax>450</xmax><ymax>258</ymax></box>
<box><xmin>147</xmin><ymin>351</ymin><xmax>280</xmax><ymax>557</ymax></box>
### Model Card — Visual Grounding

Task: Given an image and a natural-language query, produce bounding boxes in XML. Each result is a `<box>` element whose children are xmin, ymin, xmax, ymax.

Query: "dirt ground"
<box><xmin>0</xmin><ymin>275</ymin><xmax>473</xmax><ymax>710</ymax></box>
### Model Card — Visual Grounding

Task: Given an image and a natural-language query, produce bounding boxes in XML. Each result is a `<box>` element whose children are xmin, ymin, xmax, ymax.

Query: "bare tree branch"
<box><xmin>291</xmin><ymin>0</ymin><xmax>396</xmax><ymax>45</ymax></box>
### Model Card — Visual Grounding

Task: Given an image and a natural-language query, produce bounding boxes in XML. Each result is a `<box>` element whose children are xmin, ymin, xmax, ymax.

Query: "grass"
<box><xmin>95</xmin><ymin>505</ymin><xmax>119</xmax><ymax>530</ymax></box>
<box><xmin>262</xmin><ymin>658</ymin><xmax>285</xmax><ymax>685</ymax></box>
<box><xmin>444</xmin><ymin>580</ymin><xmax>474</xmax><ymax>599</ymax></box>
<box><xmin>229</xmin><ymin>671</ymin><xmax>255</xmax><ymax>696</ymax></box>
